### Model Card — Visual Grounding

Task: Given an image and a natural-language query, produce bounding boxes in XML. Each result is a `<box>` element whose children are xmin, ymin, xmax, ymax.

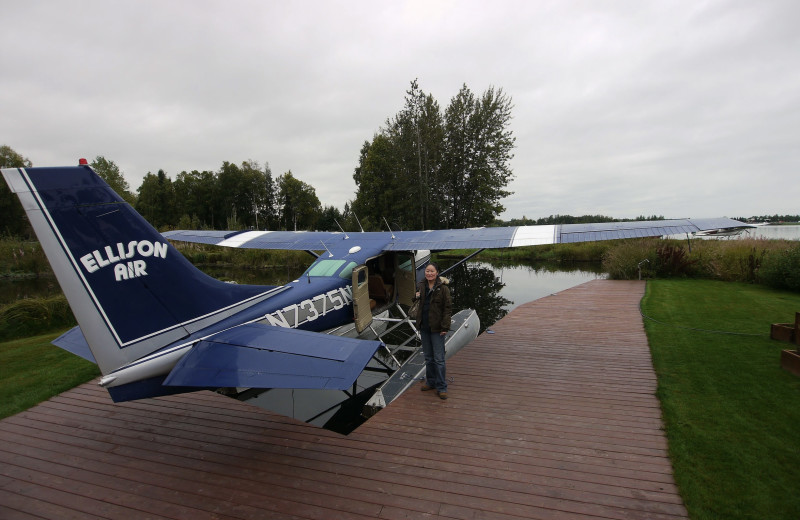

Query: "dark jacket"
<box><xmin>413</xmin><ymin>277</ymin><xmax>452</xmax><ymax>333</ymax></box>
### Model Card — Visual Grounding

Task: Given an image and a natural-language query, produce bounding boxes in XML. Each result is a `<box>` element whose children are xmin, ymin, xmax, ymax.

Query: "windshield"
<box><xmin>304</xmin><ymin>259</ymin><xmax>358</xmax><ymax>279</ymax></box>
<box><xmin>305</xmin><ymin>259</ymin><xmax>346</xmax><ymax>277</ymax></box>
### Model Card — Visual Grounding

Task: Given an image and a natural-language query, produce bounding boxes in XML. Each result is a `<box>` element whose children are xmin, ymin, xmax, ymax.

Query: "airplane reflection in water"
<box><xmin>1</xmin><ymin>162</ymin><xmax>752</xmax><ymax>434</ymax></box>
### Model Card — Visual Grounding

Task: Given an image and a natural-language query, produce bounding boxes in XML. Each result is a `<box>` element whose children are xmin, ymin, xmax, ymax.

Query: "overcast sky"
<box><xmin>2</xmin><ymin>0</ymin><xmax>798</xmax><ymax>221</ymax></box>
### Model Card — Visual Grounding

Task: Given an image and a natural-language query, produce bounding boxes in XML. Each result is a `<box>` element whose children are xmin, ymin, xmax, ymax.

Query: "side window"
<box><xmin>339</xmin><ymin>261</ymin><xmax>357</xmax><ymax>280</ymax></box>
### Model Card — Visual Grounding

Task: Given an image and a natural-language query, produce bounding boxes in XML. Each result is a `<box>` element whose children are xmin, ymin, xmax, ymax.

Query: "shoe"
<box><xmin>438</xmin><ymin>391</ymin><xmax>448</xmax><ymax>400</ymax></box>
<box><xmin>421</xmin><ymin>384</ymin><xmax>434</xmax><ymax>391</ymax></box>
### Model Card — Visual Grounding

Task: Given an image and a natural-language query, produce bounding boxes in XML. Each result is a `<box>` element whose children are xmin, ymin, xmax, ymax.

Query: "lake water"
<box><xmin>666</xmin><ymin>224</ymin><xmax>800</xmax><ymax>241</ymax></box>
<box><xmin>421</xmin><ymin>261</ymin><xmax>605</xmax><ymax>330</ymax></box>
<box><xmin>478</xmin><ymin>262</ymin><xmax>604</xmax><ymax>311</ymax></box>
<box><xmin>740</xmin><ymin>224</ymin><xmax>800</xmax><ymax>240</ymax></box>
<box><xmin>0</xmin><ymin>259</ymin><xmax>604</xmax><ymax>332</ymax></box>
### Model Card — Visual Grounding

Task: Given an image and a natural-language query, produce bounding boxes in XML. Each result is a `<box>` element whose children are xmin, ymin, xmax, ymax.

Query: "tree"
<box><xmin>240</xmin><ymin>160</ymin><xmax>276</xmax><ymax>230</ymax></box>
<box><xmin>173</xmin><ymin>169</ymin><xmax>216</xmax><ymax>229</ymax></box>
<box><xmin>90</xmin><ymin>156</ymin><xmax>135</xmax><ymax>204</ymax></box>
<box><xmin>380</xmin><ymin>80</ymin><xmax>444</xmax><ymax>229</ymax></box>
<box><xmin>441</xmin><ymin>85</ymin><xmax>515</xmax><ymax>228</ymax></box>
<box><xmin>352</xmin><ymin>81</ymin><xmax>514</xmax><ymax>230</ymax></box>
<box><xmin>259</xmin><ymin>162</ymin><xmax>278</xmax><ymax>230</ymax></box>
<box><xmin>316</xmin><ymin>204</ymin><xmax>343</xmax><ymax>232</ymax></box>
<box><xmin>215</xmin><ymin>160</ymin><xmax>277</xmax><ymax>230</ymax></box>
<box><xmin>0</xmin><ymin>145</ymin><xmax>33</xmax><ymax>237</ymax></box>
<box><xmin>351</xmin><ymin>135</ymin><xmax>399</xmax><ymax>230</ymax></box>
<box><xmin>135</xmin><ymin>169</ymin><xmax>175</xmax><ymax>229</ymax></box>
<box><xmin>277</xmin><ymin>171</ymin><xmax>321</xmax><ymax>231</ymax></box>
<box><xmin>0</xmin><ymin>145</ymin><xmax>32</xmax><ymax>169</ymax></box>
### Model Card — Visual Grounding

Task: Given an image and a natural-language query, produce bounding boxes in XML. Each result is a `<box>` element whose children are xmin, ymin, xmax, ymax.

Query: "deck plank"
<box><xmin>0</xmin><ymin>280</ymin><xmax>687</xmax><ymax>519</ymax></box>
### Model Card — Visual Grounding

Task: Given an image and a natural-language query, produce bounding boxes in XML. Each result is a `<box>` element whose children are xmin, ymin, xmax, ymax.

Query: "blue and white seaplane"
<box><xmin>2</xmin><ymin>162</ymin><xmax>751</xmax><ymax>433</ymax></box>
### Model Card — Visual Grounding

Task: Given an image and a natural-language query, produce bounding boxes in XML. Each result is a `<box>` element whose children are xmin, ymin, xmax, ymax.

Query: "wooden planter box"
<box><xmin>781</xmin><ymin>349</ymin><xmax>800</xmax><ymax>377</ymax></box>
<box><xmin>771</xmin><ymin>323</ymin><xmax>796</xmax><ymax>343</ymax></box>
<box><xmin>771</xmin><ymin>312</ymin><xmax>800</xmax><ymax>346</ymax></box>
<box><xmin>773</xmin><ymin>313</ymin><xmax>800</xmax><ymax>376</ymax></box>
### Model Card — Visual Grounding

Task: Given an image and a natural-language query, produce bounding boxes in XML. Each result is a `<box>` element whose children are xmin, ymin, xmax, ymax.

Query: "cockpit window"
<box><xmin>398</xmin><ymin>254</ymin><xmax>414</xmax><ymax>272</ymax></box>
<box><xmin>305</xmin><ymin>259</ymin><xmax>347</xmax><ymax>277</ymax></box>
<box><xmin>339</xmin><ymin>261</ymin><xmax>357</xmax><ymax>279</ymax></box>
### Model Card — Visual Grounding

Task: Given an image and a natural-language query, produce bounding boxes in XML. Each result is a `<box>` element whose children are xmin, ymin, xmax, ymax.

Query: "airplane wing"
<box><xmin>164</xmin><ymin>217</ymin><xmax>751</xmax><ymax>253</ymax></box>
<box><xmin>385</xmin><ymin>218</ymin><xmax>751</xmax><ymax>250</ymax></box>
<box><xmin>163</xmin><ymin>229</ymin><xmax>351</xmax><ymax>250</ymax></box>
<box><xmin>163</xmin><ymin>324</ymin><xmax>384</xmax><ymax>391</ymax></box>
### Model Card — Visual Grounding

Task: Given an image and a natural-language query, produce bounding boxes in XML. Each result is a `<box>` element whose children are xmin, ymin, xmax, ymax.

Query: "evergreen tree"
<box><xmin>382</xmin><ymin>80</ymin><xmax>444</xmax><ymax>229</ymax></box>
<box><xmin>316</xmin><ymin>204</ymin><xmax>343</xmax><ymax>232</ymax></box>
<box><xmin>351</xmin><ymin>135</ymin><xmax>399</xmax><ymax>230</ymax></box>
<box><xmin>352</xmin><ymin>81</ymin><xmax>514</xmax><ymax>230</ymax></box>
<box><xmin>260</xmin><ymin>162</ymin><xmax>278</xmax><ymax>230</ymax></box>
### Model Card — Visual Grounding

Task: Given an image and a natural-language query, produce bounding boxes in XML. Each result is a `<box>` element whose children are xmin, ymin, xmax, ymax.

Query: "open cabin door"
<box><xmin>352</xmin><ymin>265</ymin><xmax>373</xmax><ymax>333</ymax></box>
<box><xmin>395</xmin><ymin>252</ymin><xmax>417</xmax><ymax>306</ymax></box>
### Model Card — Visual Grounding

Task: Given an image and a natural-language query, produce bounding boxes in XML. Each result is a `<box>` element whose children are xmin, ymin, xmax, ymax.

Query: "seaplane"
<box><xmin>1</xmin><ymin>161</ymin><xmax>752</xmax><ymax>433</ymax></box>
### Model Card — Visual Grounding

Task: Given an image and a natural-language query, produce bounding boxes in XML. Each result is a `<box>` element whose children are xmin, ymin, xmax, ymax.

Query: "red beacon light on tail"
<box><xmin>78</xmin><ymin>158</ymin><xmax>88</xmax><ymax>165</ymax></box>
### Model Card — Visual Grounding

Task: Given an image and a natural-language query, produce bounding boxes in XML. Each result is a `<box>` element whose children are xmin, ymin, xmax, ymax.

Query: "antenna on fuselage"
<box><xmin>334</xmin><ymin>219</ymin><xmax>349</xmax><ymax>239</ymax></box>
<box><xmin>353</xmin><ymin>213</ymin><xmax>365</xmax><ymax>233</ymax></box>
<box><xmin>320</xmin><ymin>240</ymin><xmax>334</xmax><ymax>258</ymax></box>
<box><xmin>383</xmin><ymin>217</ymin><xmax>396</xmax><ymax>239</ymax></box>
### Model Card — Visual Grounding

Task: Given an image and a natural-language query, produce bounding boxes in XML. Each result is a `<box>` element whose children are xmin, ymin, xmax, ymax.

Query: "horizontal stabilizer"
<box><xmin>52</xmin><ymin>326</ymin><xmax>96</xmax><ymax>364</ymax></box>
<box><xmin>163</xmin><ymin>324</ymin><xmax>383</xmax><ymax>390</ymax></box>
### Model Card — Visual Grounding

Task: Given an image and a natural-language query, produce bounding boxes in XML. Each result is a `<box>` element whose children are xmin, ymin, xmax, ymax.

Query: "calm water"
<box><xmin>435</xmin><ymin>261</ymin><xmax>604</xmax><ymax>330</ymax></box>
<box><xmin>474</xmin><ymin>262</ymin><xmax>604</xmax><ymax>312</ymax></box>
<box><xmin>666</xmin><ymin>224</ymin><xmax>800</xmax><ymax>241</ymax></box>
<box><xmin>0</xmin><ymin>260</ymin><xmax>604</xmax><ymax>331</ymax></box>
<box><xmin>740</xmin><ymin>224</ymin><xmax>800</xmax><ymax>240</ymax></box>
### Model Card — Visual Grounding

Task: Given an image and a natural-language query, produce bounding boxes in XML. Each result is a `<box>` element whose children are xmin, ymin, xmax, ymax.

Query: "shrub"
<box><xmin>0</xmin><ymin>239</ymin><xmax>51</xmax><ymax>276</ymax></box>
<box><xmin>690</xmin><ymin>239</ymin><xmax>772</xmax><ymax>282</ymax></box>
<box><xmin>759</xmin><ymin>243</ymin><xmax>800</xmax><ymax>291</ymax></box>
<box><xmin>655</xmin><ymin>243</ymin><xmax>696</xmax><ymax>277</ymax></box>
<box><xmin>0</xmin><ymin>296</ymin><xmax>77</xmax><ymax>341</ymax></box>
<box><xmin>601</xmin><ymin>238</ymin><xmax>659</xmax><ymax>280</ymax></box>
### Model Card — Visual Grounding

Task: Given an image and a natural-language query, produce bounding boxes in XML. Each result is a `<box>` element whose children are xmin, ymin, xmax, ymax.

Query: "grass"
<box><xmin>642</xmin><ymin>280</ymin><xmax>800</xmax><ymax>520</ymax></box>
<box><xmin>0</xmin><ymin>330</ymin><xmax>100</xmax><ymax>420</ymax></box>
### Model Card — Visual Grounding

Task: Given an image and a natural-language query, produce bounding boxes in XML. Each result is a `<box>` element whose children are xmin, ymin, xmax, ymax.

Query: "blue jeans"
<box><xmin>421</xmin><ymin>329</ymin><xmax>447</xmax><ymax>392</ymax></box>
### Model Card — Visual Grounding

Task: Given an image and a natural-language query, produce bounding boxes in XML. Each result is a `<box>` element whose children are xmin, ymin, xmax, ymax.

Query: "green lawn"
<box><xmin>643</xmin><ymin>280</ymin><xmax>800</xmax><ymax>520</ymax></box>
<box><xmin>0</xmin><ymin>331</ymin><xmax>99</xmax><ymax>420</ymax></box>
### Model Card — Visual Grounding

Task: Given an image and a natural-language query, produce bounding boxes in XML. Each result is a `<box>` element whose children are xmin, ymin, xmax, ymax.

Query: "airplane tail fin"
<box><xmin>2</xmin><ymin>165</ymin><xmax>274</xmax><ymax>374</ymax></box>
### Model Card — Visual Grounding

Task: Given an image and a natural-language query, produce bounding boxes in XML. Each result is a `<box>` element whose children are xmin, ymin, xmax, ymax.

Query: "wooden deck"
<box><xmin>0</xmin><ymin>279</ymin><xmax>687</xmax><ymax>520</ymax></box>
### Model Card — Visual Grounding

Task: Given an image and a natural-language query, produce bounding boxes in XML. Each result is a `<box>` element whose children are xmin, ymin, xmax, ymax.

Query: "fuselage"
<box><xmin>99</xmin><ymin>244</ymin><xmax>422</xmax><ymax>388</ymax></box>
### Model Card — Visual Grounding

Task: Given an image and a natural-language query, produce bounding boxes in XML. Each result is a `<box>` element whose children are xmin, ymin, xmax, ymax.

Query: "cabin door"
<box><xmin>352</xmin><ymin>265</ymin><xmax>373</xmax><ymax>333</ymax></box>
<box><xmin>395</xmin><ymin>252</ymin><xmax>417</xmax><ymax>307</ymax></box>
